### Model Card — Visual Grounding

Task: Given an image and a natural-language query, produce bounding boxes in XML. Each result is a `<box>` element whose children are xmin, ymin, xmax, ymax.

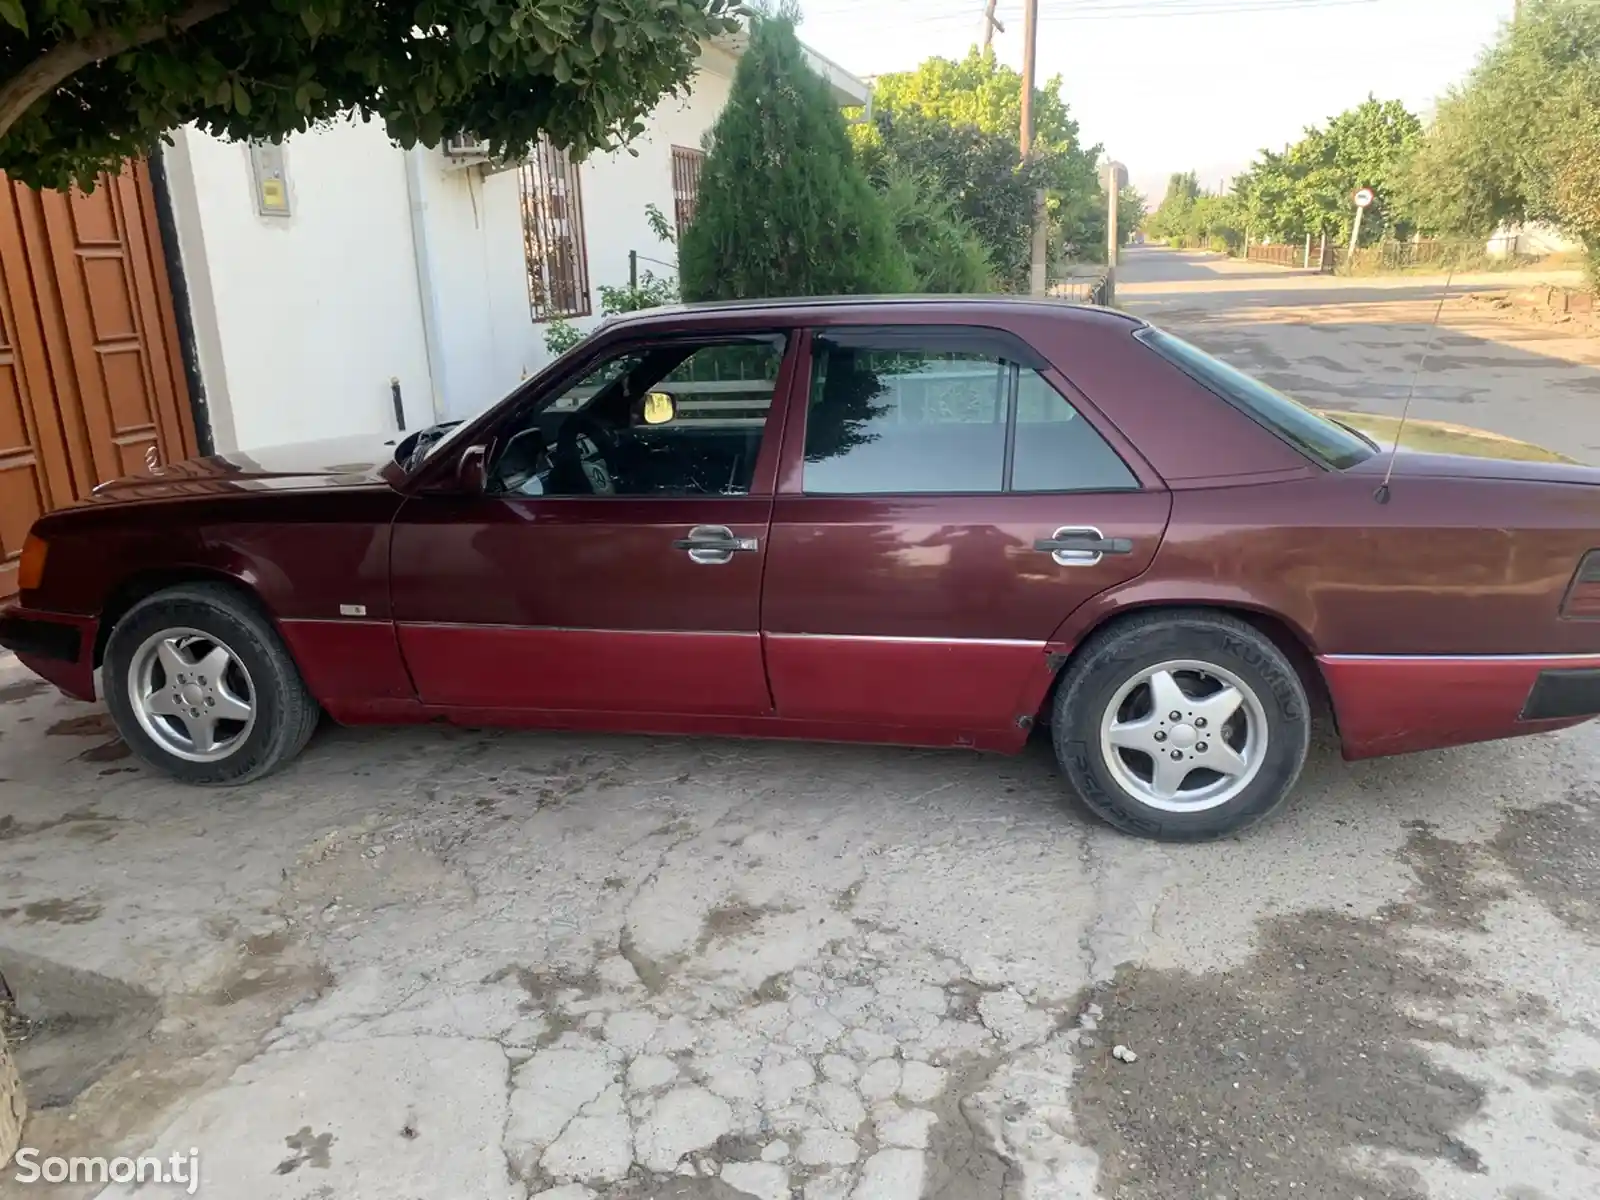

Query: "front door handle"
<box><xmin>1034</xmin><ymin>526</ymin><xmax>1133</xmax><ymax>566</ymax></box>
<box><xmin>673</xmin><ymin>525</ymin><xmax>759</xmax><ymax>565</ymax></box>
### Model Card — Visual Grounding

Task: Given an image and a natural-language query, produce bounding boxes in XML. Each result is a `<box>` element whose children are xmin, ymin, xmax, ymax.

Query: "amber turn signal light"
<box><xmin>17</xmin><ymin>532</ymin><xmax>47</xmax><ymax>592</ymax></box>
<box><xmin>1562</xmin><ymin>551</ymin><xmax>1600</xmax><ymax>619</ymax></box>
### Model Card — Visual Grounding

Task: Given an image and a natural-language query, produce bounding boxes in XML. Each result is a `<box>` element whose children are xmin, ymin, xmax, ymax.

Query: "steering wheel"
<box><xmin>554</xmin><ymin>410</ymin><xmax>620</xmax><ymax>495</ymax></box>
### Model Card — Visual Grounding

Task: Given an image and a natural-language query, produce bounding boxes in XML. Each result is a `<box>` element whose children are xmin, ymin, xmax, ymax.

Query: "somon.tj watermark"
<box><xmin>12</xmin><ymin>1146</ymin><xmax>199</xmax><ymax>1193</ymax></box>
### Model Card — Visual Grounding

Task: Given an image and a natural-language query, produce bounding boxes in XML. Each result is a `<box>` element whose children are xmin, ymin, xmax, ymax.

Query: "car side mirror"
<box><xmin>457</xmin><ymin>444</ymin><xmax>489</xmax><ymax>494</ymax></box>
<box><xmin>640</xmin><ymin>391</ymin><xmax>677</xmax><ymax>426</ymax></box>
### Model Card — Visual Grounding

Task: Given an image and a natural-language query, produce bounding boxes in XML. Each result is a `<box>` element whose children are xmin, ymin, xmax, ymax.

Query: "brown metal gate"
<box><xmin>0</xmin><ymin>162</ymin><xmax>195</xmax><ymax>602</ymax></box>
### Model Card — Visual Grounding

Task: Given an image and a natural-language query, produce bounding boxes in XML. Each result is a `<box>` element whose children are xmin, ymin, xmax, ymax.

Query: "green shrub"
<box><xmin>875</xmin><ymin>166</ymin><xmax>993</xmax><ymax>293</ymax></box>
<box><xmin>678</xmin><ymin>11</ymin><xmax>913</xmax><ymax>300</ymax></box>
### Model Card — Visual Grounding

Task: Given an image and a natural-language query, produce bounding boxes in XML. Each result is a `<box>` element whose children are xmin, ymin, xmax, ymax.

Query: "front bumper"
<box><xmin>1319</xmin><ymin>653</ymin><xmax>1600</xmax><ymax>759</ymax></box>
<box><xmin>0</xmin><ymin>605</ymin><xmax>98</xmax><ymax>700</ymax></box>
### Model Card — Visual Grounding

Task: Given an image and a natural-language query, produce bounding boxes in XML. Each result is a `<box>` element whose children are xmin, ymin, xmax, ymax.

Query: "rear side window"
<box><xmin>1136</xmin><ymin>327</ymin><xmax>1373</xmax><ymax>469</ymax></box>
<box><xmin>801</xmin><ymin>329</ymin><xmax>1138</xmax><ymax>495</ymax></box>
<box><xmin>1011</xmin><ymin>370</ymin><xmax>1140</xmax><ymax>492</ymax></box>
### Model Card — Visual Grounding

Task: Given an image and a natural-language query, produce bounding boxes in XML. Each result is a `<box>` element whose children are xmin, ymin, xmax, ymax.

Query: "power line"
<box><xmin>809</xmin><ymin>0</ymin><xmax>1387</xmax><ymax>24</ymax></box>
<box><xmin>1036</xmin><ymin>0</ymin><xmax>1383</xmax><ymax>18</ymax></box>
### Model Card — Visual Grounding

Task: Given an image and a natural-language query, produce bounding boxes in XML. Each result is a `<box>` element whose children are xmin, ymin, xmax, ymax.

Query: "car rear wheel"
<box><xmin>1052</xmin><ymin>611</ymin><xmax>1310</xmax><ymax>840</ymax></box>
<box><xmin>103</xmin><ymin>584</ymin><xmax>320</xmax><ymax>785</ymax></box>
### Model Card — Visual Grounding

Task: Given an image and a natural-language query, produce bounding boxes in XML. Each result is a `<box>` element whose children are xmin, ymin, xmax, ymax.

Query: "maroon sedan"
<box><xmin>4</xmin><ymin>298</ymin><xmax>1598</xmax><ymax>840</ymax></box>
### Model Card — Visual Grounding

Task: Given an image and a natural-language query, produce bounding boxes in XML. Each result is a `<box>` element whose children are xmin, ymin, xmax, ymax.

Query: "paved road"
<box><xmin>2</xmin><ymin>258</ymin><xmax>1599</xmax><ymax>1199</ymax></box>
<box><xmin>1119</xmin><ymin>245</ymin><xmax>1600</xmax><ymax>464</ymax></box>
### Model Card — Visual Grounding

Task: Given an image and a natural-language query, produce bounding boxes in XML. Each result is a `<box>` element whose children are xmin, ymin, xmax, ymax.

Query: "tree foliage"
<box><xmin>0</xmin><ymin>0</ymin><xmax>740</xmax><ymax>191</ymax></box>
<box><xmin>677</xmin><ymin>10</ymin><xmax>911</xmax><ymax>300</ymax></box>
<box><xmin>875</xmin><ymin>163</ymin><xmax>992</xmax><ymax>293</ymax></box>
<box><xmin>863</xmin><ymin>46</ymin><xmax>1084</xmax><ymax>152</ymax></box>
<box><xmin>1231</xmin><ymin>97</ymin><xmax>1422</xmax><ymax>245</ymax></box>
<box><xmin>1145</xmin><ymin>171</ymin><xmax>1243</xmax><ymax>250</ymax></box>
<box><xmin>851</xmin><ymin>47</ymin><xmax>1104</xmax><ymax>286</ymax></box>
<box><xmin>855</xmin><ymin>111</ymin><xmax>1046</xmax><ymax>290</ymax></box>
<box><xmin>1401</xmin><ymin>0</ymin><xmax>1600</xmax><ymax>274</ymax></box>
<box><xmin>1115</xmin><ymin>184</ymin><xmax>1146</xmax><ymax>247</ymax></box>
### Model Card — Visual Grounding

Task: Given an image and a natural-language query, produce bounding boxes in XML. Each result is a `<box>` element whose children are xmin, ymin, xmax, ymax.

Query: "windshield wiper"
<box><xmin>1327</xmin><ymin>416</ymin><xmax>1380</xmax><ymax>451</ymax></box>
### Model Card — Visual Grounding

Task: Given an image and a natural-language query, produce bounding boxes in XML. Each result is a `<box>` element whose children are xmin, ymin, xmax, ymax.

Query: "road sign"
<box><xmin>1353</xmin><ymin>187</ymin><xmax>1375</xmax><ymax>209</ymax></box>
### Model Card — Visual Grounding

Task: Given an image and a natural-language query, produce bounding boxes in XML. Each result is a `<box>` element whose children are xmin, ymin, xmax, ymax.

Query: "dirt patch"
<box><xmin>1071</xmin><ymin>907</ymin><xmax>1486</xmax><ymax>1199</ymax></box>
<box><xmin>0</xmin><ymin>950</ymin><xmax>161</xmax><ymax>1110</ymax></box>
<box><xmin>1490</xmin><ymin>787</ymin><xmax>1600</xmax><ymax>933</ymax></box>
<box><xmin>1065</xmin><ymin>814</ymin><xmax>1577</xmax><ymax>1199</ymax></box>
<box><xmin>5</xmin><ymin>896</ymin><xmax>104</xmax><ymax>925</ymax></box>
<box><xmin>0</xmin><ymin>810</ymin><xmax>119</xmax><ymax>842</ymax></box>
<box><xmin>924</xmin><ymin>1052</ymin><xmax>1015</xmax><ymax>1199</ymax></box>
<box><xmin>0</xmin><ymin>680</ymin><xmax>47</xmax><ymax>704</ymax></box>
<box><xmin>1398</xmin><ymin>820</ymin><xmax>1509</xmax><ymax>931</ymax></box>
<box><xmin>46</xmin><ymin>713</ymin><xmax>116</xmax><ymax>737</ymax></box>
<box><xmin>275</xmin><ymin>1125</ymin><xmax>335</xmax><ymax>1173</ymax></box>
<box><xmin>77</xmin><ymin>739</ymin><xmax>130</xmax><ymax>763</ymax></box>
<box><xmin>696</xmin><ymin>900</ymin><xmax>785</xmax><ymax>953</ymax></box>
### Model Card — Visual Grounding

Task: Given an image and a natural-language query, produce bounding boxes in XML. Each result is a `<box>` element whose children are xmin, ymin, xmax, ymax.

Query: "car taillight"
<box><xmin>17</xmin><ymin>533</ymin><xmax>47</xmax><ymax>591</ymax></box>
<box><xmin>1562</xmin><ymin>551</ymin><xmax>1600</xmax><ymax>619</ymax></box>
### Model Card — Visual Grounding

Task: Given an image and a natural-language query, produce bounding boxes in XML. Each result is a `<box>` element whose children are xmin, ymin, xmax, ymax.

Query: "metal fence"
<box><xmin>1047</xmin><ymin>269</ymin><xmax>1110</xmax><ymax>305</ymax></box>
<box><xmin>1244</xmin><ymin>243</ymin><xmax>1305</xmax><ymax>269</ymax></box>
<box><xmin>1328</xmin><ymin>238</ymin><xmax>1520</xmax><ymax>273</ymax></box>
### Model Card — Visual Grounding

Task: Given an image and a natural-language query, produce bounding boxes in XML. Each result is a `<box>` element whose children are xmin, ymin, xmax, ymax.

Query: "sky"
<box><xmin>794</xmin><ymin>0</ymin><xmax>1518</xmax><ymax>202</ymax></box>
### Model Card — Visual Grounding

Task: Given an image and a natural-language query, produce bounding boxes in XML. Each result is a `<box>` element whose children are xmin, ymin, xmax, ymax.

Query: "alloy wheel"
<box><xmin>127</xmin><ymin>627</ymin><xmax>257</xmax><ymax>762</ymax></box>
<box><xmin>1097</xmin><ymin>658</ymin><xmax>1269</xmax><ymax>812</ymax></box>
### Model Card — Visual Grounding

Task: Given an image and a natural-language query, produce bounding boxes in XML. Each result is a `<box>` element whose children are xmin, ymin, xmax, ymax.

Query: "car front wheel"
<box><xmin>1052</xmin><ymin>611</ymin><xmax>1311</xmax><ymax>840</ymax></box>
<box><xmin>103</xmin><ymin>584</ymin><xmax>320</xmax><ymax>785</ymax></box>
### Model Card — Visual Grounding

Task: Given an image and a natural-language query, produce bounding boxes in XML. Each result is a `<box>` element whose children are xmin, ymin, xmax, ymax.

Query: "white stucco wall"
<box><xmin>421</xmin><ymin>53</ymin><xmax>735</xmax><ymax>422</ymax></box>
<box><xmin>165</xmin><ymin>38</ymin><xmax>852</xmax><ymax>443</ymax></box>
<box><xmin>163</xmin><ymin>119</ymin><xmax>434</xmax><ymax>453</ymax></box>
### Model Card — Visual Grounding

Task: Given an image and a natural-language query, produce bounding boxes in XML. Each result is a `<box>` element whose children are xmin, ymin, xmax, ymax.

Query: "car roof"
<box><xmin>600</xmin><ymin>294</ymin><xmax>1150</xmax><ymax>332</ymax></box>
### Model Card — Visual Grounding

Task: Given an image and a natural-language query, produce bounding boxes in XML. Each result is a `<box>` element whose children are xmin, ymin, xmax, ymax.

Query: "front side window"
<box><xmin>802</xmin><ymin>330</ymin><xmax>1137</xmax><ymax>495</ymax></box>
<box><xmin>1136</xmin><ymin>326</ymin><xmax>1373</xmax><ymax>469</ymax></box>
<box><xmin>490</xmin><ymin>338</ymin><xmax>786</xmax><ymax>499</ymax></box>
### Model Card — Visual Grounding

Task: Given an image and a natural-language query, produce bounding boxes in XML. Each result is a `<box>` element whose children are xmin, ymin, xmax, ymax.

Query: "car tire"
<box><xmin>1051</xmin><ymin>610</ymin><xmax>1310</xmax><ymax>841</ymax></box>
<box><xmin>103</xmin><ymin>584</ymin><xmax>320</xmax><ymax>785</ymax></box>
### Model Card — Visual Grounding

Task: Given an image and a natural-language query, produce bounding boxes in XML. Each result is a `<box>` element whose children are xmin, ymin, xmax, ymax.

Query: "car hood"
<box><xmin>88</xmin><ymin>435</ymin><xmax>405</xmax><ymax>502</ymax></box>
<box><xmin>1328</xmin><ymin>411</ymin><xmax>1600</xmax><ymax>485</ymax></box>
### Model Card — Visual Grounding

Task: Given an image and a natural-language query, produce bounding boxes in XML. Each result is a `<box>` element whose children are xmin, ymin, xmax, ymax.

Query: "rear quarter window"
<box><xmin>1135</xmin><ymin>327</ymin><xmax>1374</xmax><ymax>470</ymax></box>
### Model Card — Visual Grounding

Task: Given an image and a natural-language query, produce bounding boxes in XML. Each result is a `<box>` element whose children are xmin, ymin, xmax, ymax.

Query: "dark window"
<box><xmin>1011</xmin><ymin>371</ymin><xmax>1139</xmax><ymax>492</ymax></box>
<box><xmin>520</xmin><ymin>138</ymin><xmax>592</xmax><ymax>322</ymax></box>
<box><xmin>1136</xmin><ymin>327</ymin><xmax>1374</xmax><ymax>469</ymax></box>
<box><xmin>671</xmin><ymin>146</ymin><xmax>706</xmax><ymax>238</ymax></box>
<box><xmin>801</xmin><ymin>330</ymin><xmax>1136</xmax><ymax>495</ymax></box>
<box><xmin>490</xmin><ymin>338</ymin><xmax>786</xmax><ymax>498</ymax></box>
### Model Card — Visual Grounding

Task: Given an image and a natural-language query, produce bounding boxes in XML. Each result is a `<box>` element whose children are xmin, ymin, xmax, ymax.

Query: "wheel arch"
<box><xmin>94</xmin><ymin>568</ymin><xmax>273</xmax><ymax>667</ymax></box>
<box><xmin>1038</xmin><ymin>602</ymin><xmax>1336</xmax><ymax>730</ymax></box>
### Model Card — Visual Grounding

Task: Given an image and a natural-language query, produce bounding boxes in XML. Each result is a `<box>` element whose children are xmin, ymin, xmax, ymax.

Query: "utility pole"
<box><xmin>981</xmin><ymin>0</ymin><xmax>1005</xmax><ymax>50</ymax></box>
<box><xmin>1103</xmin><ymin>161</ymin><xmax>1123</xmax><ymax>306</ymax></box>
<box><xmin>1021</xmin><ymin>0</ymin><xmax>1047</xmax><ymax>295</ymax></box>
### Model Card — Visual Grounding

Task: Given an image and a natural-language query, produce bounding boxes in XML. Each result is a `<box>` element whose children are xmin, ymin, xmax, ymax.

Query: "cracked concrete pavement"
<box><xmin>1</xmin><ymin>248</ymin><xmax>1598</xmax><ymax>1198</ymax></box>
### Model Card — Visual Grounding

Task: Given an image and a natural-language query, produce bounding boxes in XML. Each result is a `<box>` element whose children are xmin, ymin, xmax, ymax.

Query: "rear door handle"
<box><xmin>673</xmin><ymin>524</ymin><xmax>759</xmax><ymax>565</ymax></box>
<box><xmin>1034</xmin><ymin>526</ymin><xmax>1133</xmax><ymax>566</ymax></box>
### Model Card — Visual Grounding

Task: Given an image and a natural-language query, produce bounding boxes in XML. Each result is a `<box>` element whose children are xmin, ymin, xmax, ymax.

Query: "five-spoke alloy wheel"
<box><xmin>1053</xmin><ymin>611</ymin><xmax>1311</xmax><ymax>840</ymax></box>
<box><xmin>104</xmin><ymin>584</ymin><xmax>321</xmax><ymax>785</ymax></box>
<box><xmin>128</xmin><ymin>628</ymin><xmax>257</xmax><ymax>761</ymax></box>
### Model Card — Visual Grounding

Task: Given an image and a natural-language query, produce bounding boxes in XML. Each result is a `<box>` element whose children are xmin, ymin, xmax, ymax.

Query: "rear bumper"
<box><xmin>1319</xmin><ymin>653</ymin><xmax>1600</xmax><ymax>760</ymax></box>
<box><xmin>0</xmin><ymin>604</ymin><xmax>98</xmax><ymax>701</ymax></box>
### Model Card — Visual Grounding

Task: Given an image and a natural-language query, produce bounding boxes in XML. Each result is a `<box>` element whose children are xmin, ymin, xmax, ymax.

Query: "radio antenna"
<box><xmin>1375</xmin><ymin>267</ymin><xmax>1456</xmax><ymax>504</ymax></box>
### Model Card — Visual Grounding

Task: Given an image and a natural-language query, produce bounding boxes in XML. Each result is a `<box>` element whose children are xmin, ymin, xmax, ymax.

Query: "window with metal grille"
<box><xmin>519</xmin><ymin>139</ymin><xmax>591</xmax><ymax>322</ymax></box>
<box><xmin>671</xmin><ymin>145</ymin><xmax>706</xmax><ymax>238</ymax></box>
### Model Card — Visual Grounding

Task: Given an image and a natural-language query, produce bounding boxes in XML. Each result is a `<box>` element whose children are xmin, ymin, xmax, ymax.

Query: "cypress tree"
<box><xmin>679</xmin><ymin>13</ymin><xmax>914</xmax><ymax>300</ymax></box>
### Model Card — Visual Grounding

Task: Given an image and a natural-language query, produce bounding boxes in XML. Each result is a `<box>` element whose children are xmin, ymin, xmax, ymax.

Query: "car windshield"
<box><xmin>1136</xmin><ymin>326</ymin><xmax>1375</xmax><ymax>470</ymax></box>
